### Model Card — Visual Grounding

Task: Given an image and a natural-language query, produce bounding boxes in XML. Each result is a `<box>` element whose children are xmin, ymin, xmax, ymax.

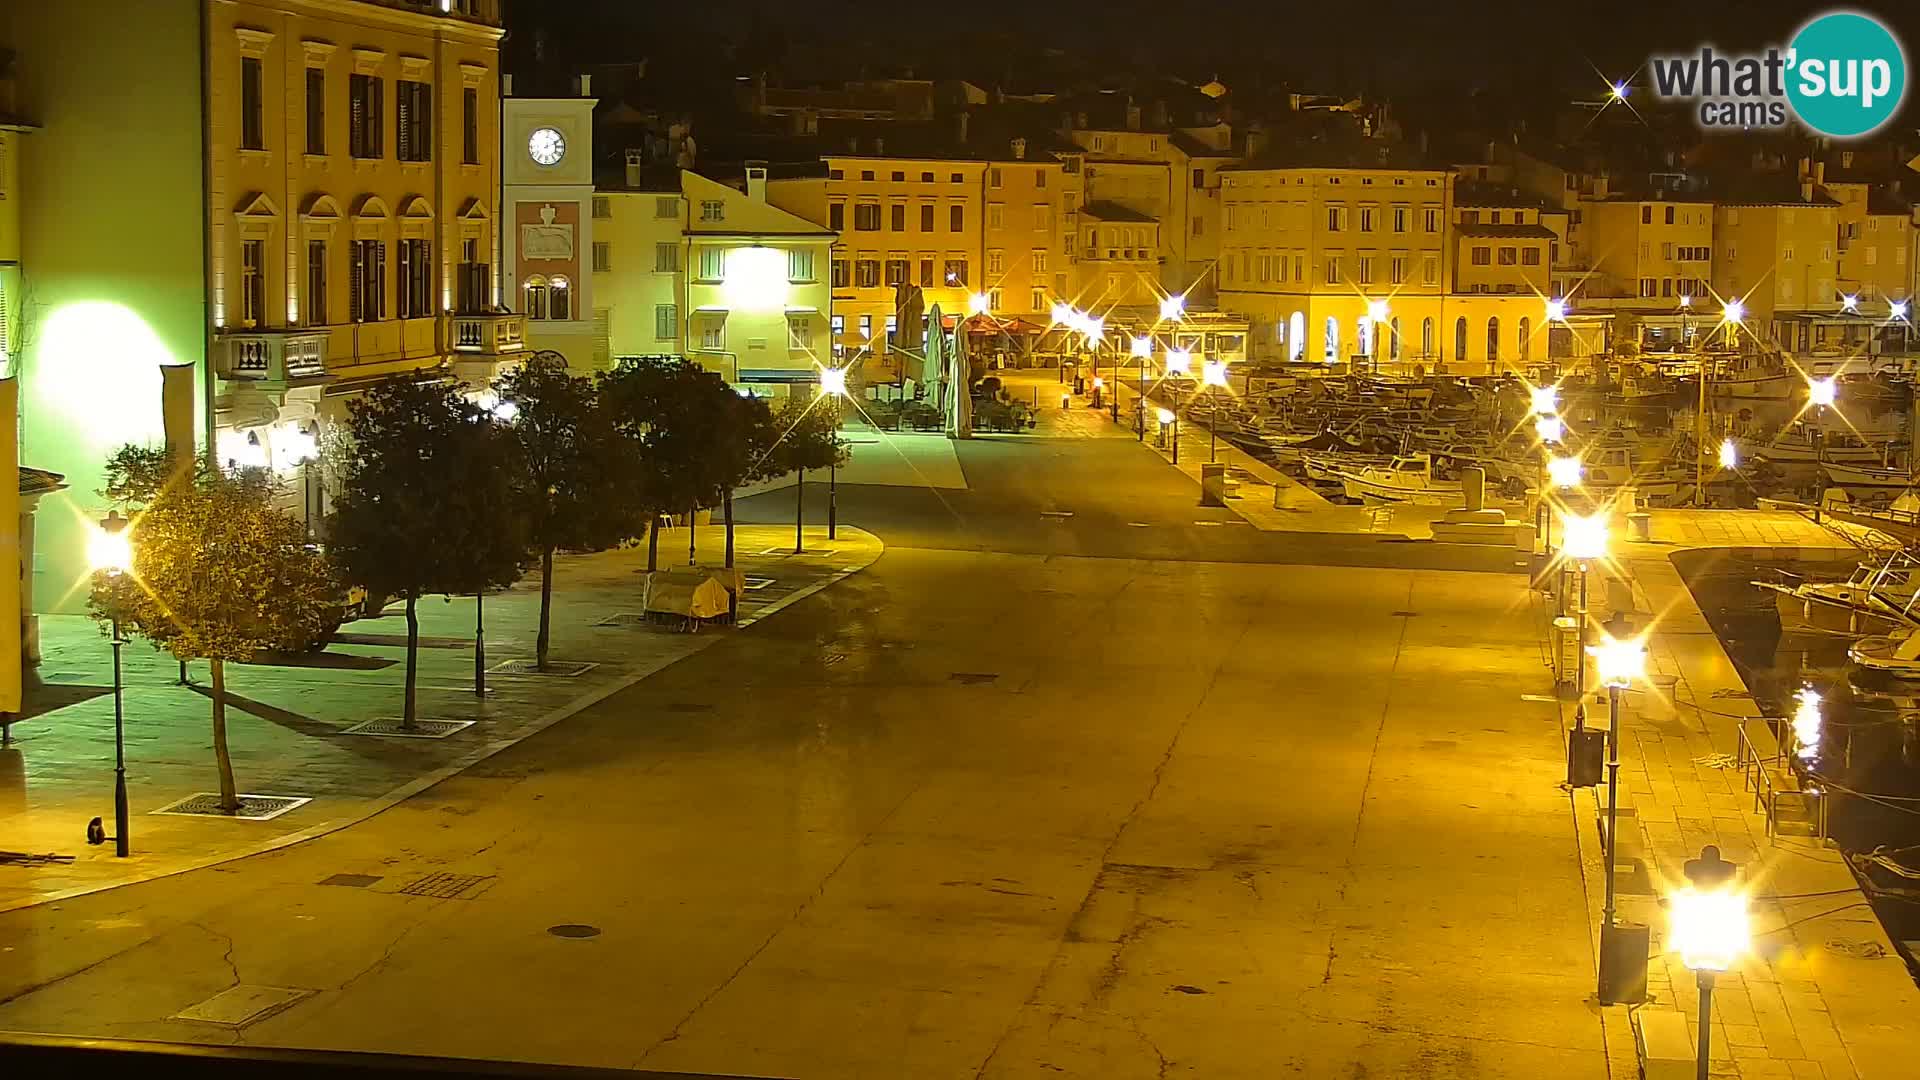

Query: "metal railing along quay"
<box><xmin>1731</xmin><ymin>715</ymin><xmax>1830</xmax><ymax>843</ymax></box>
<box><xmin>0</xmin><ymin>1033</ymin><xmax>789</xmax><ymax>1080</ymax></box>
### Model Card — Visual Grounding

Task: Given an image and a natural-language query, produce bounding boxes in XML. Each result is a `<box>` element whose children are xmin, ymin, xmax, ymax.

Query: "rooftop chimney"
<box><xmin>578</xmin><ymin>73</ymin><xmax>592</xmax><ymax>97</ymax></box>
<box><xmin>502</xmin><ymin>73</ymin><xmax>514</xmax><ymax>96</ymax></box>
<box><xmin>1126</xmin><ymin>101</ymin><xmax>1142</xmax><ymax>131</ymax></box>
<box><xmin>1842</xmin><ymin>149</ymin><xmax>1855</xmax><ymax>169</ymax></box>
<box><xmin>873</xmin><ymin>135</ymin><xmax>885</xmax><ymax>155</ymax></box>
<box><xmin>745</xmin><ymin>160</ymin><xmax>768</xmax><ymax>203</ymax></box>
<box><xmin>625</xmin><ymin>148</ymin><xmax>643</xmax><ymax>188</ymax></box>
<box><xmin>955</xmin><ymin>111</ymin><xmax>969</xmax><ymax>144</ymax></box>
<box><xmin>1011</xmin><ymin>137</ymin><xmax>1027</xmax><ymax>160</ymax></box>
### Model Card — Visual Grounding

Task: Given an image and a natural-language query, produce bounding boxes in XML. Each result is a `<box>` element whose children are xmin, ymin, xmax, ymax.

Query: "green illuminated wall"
<box><xmin>2</xmin><ymin>0</ymin><xmax>206</xmax><ymax>612</ymax></box>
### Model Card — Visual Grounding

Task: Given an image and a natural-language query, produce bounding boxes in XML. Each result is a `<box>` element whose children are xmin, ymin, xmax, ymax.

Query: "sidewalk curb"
<box><xmin>0</xmin><ymin>529</ymin><xmax>885</xmax><ymax>915</ymax></box>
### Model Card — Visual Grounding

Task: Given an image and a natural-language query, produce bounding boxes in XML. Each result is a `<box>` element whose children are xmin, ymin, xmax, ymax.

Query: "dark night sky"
<box><xmin>509</xmin><ymin>0</ymin><xmax>1920</xmax><ymax>134</ymax></box>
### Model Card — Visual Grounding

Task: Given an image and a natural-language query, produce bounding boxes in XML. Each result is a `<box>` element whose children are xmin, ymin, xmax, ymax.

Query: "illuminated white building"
<box><xmin>595</xmin><ymin>161</ymin><xmax>834</xmax><ymax>391</ymax></box>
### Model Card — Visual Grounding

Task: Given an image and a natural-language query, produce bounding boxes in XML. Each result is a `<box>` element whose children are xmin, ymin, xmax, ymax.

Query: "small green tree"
<box><xmin>493</xmin><ymin>352</ymin><xmax>628</xmax><ymax>670</ymax></box>
<box><xmin>330</xmin><ymin>376</ymin><xmax>530</xmax><ymax>726</ymax></box>
<box><xmin>768</xmin><ymin>392</ymin><xmax>850</xmax><ymax>553</ymax></box>
<box><xmin>90</xmin><ymin>446</ymin><xmax>338</xmax><ymax>811</ymax></box>
<box><xmin>597</xmin><ymin>357</ymin><xmax>717</xmax><ymax>572</ymax></box>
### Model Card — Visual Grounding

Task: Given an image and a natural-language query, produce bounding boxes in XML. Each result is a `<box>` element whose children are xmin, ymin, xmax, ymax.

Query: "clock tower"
<box><xmin>501</xmin><ymin>75</ymin><xmax>597</xmax><ymax>363</ymax></box>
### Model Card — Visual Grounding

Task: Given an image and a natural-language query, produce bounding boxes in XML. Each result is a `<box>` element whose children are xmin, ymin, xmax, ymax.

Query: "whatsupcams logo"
<box><xmin>1650</xmin><ymin>10</ymin><xmax>1907</xmax><ymax>137</ymax></box>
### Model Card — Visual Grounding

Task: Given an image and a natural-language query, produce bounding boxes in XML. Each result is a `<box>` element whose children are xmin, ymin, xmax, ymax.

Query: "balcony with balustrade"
<box><xmin>449</xmin><ymin>311</ymin><xmax>528</xmax><ymax>356</ymax></box>
<box><xmin>214</xmin><ymin>329</ymin><xmax>331</xmax><ymax>390</ymax></box>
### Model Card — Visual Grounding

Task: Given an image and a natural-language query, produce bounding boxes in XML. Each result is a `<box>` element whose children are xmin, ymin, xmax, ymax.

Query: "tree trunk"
<box><xmin>403</xmin><ymin>593</ymin><xmax>419</xmax><ymax>729</ymax></box>
<box><xmin>795</xmin><ymin>470</ymin><xmax>805</xmax><ymax>554</ymax></box>
<box><xmin>689</xmin><ymin>502</ymin><xmax>697</xmax><ymax>565</ymax></box>
<box><xmin>536</xmin><ymin>544</ymin><xmax>555</xmax><ymax>671</ymax></box>
<box><xmin>724</xmin><ymin>488</ymin><xmax>735</xmax><ymax>569</ymax></box>
<box><xmin>474</xmin><ymin>592</ymin><xmax>486</xmax><ymax>696</ymax></box>
<box><xmin>211</xmin><ymin>658</ymin><xmax>239</xmax><ymax>812</ymax></box>
<box><xmin>646</xmin><ymin>511</ymin><xmax>661</xmax><ymax>572</ymax></box>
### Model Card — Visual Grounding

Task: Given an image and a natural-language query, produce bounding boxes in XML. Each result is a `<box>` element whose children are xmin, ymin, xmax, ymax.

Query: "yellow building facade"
<box><xmin>1712</xmin><ymin>195</ymin><xmax>1841</xmax><ymax>332</ymax></box>
<box><xmin>770</xmin><ymin>157</ymin><xmax>988</xmax><ymax>368</ymax></box>
<box><xmin>3</xmin><ymin>0</ymin><xmax>509</xmax><ymax>607</ymax></box>
<box><xmin>206</xmin><ymin>0</ymin><xmax>509</xmax><ymax>476</ymax></box>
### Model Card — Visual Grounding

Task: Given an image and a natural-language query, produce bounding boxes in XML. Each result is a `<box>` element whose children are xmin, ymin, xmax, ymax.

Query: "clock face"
<box><xmin>528</xmin><ymin>127</ymin><xmax>566</xmax><ymax>166</ymax></box>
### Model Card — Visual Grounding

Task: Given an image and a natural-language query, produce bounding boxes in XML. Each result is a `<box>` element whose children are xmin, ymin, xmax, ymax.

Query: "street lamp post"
<box><xmin>1158</xmin><ymin>408</ymin><xmax>1178</xmax><ymax>465</ymax></box>
<box><xmin>1202</xmin><ymin>359</ymin><xmax>1228</xmax><ymax>463</ymax></box>
<box><xmin>1561</xmin><ymin>513</ymin><xmax>1609</xmax><ymax>701</ymax></box>
<box><xmin>819</xmin><ymin>366</ymin><xmax>849</xmax><ymax>541</ymax></box>
<box><xmin>90</xmin><ymin>510</ymin><xmax>134</xmax><ymax>858</ymax></box>
<box><xmin>1589</xmin><ymin>634</ymin><xmax>1646</xmax><ymax>1001</ymax></box>
<box><xmin>1132</xmin><ymin>336</ymin><xmax>1152</xmax><ymax>440</ymax></box>
<box><xmin>1671</xmin><ymin>846</ymin><xmax>1746</xmax><ymax>1080</ymax></box>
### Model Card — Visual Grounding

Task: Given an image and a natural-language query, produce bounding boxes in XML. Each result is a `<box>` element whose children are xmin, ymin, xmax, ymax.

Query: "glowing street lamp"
<box><xmin>1529</xmin><ymin>385</ymin><xmax>1559</xmax><ymax>417</ymax></box>
<box><xmin>1535</xmin><ymin>415</ymin><xmax>1565</xmax><ymax>444</ymax></box>
<box><xmin>1721</xmin><ymin>298</ymin><xmax>1745</xmax><ymax>325</ymax></box>
<box><xmin>1719</xmin><ymin>438</ymin><xmax>1739</xmax><ymax>469</ymax></box>
<box><xmin>1366</xmin><ymin>298</ymin><xmax>1390</xmax><ymax>324</ymax></box>
<box><xmin>90</xmin><ymin>510</ymin><xmax>134</xmax><ymax>859</ymax></box>
<box><xmin>1131</xmin><ymin>336</ymin><xmax>1153</xmax><ymax>358</ymax></box>
<box><xmin>1157</xmin><ymin>406</ymin><xmax>1179</xmax><ymax>464</ymax></box>
<box><xmin>1608</xmin><ymin>81</ymin><xmax>1628</xmax><ymax>101</ymax></box>
<box><xmin>1672</xmin><ymin>845</ymin><xmax>1747</xmax><ymax>1079</ymax></box>
<box><xmin>1587</xmin><ymin>631</ymin><xmax>1647</xmax><ymax>1003</ymax></box>
<box><xmin>1159</xmin><ymin>294</ymin><xmax>1186</xmax><ymax>321</ymax></box>
<box><xmin>1545</xmin><ymin>298</ymin><xmax>1568</xmax><ymax>322</ymax></box>
<box><xmin>967</xmin><ymin>292</ymin><xmax>991</xmax><ymax>317</ymax></box>
<box><xmin>1561</xmin><ymin>513</ymin><xmax>1608</xmax><ymax>562</ymax></box>
<box><xmin>818</xmin><ymin>367</ymin><xmax>849</xmax><ymax>539</ymax></box>
<box><xmin>1842</xmin><ymin>293</ymin><xmax>1860</xmax><ymax>312</ymax></box>
<box><xmin>1548</xmin><ymin>455</ymin><xmax>1582</xmax><ymax>489</ymax></box>
<box><xmin>1807</xmin><ymin>376</ymin><xmax>1837</xmax><ymax>408</ymax></box>
<box><xmin>1894</xmin><ymin>300</ymin><xmax>1911</xmax><ymax>322</ymax></box>
<box><xmin>1050</xmin><ymin>302</ymin><xmax>1074</xmax><ymax>326</ymax></box>
<box><xmin>1792</xmin><ymin>687</ymin><xmax>1822</xmax><ymax>764</ymax></box>
<box><xmin>1201</xmin><ymin>359</ymin><xmax>1229</xmax><ymax>388</ymax></box>
<box><xmin>1165</xmin><ymin>348</ymin><xmax>1193</xmax><ymax>377</ymax></box>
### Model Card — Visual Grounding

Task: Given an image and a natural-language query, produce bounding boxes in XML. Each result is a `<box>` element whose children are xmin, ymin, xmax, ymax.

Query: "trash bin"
<box><xmin>1200</xmin><ymin>463</ymin><xmax>1227</xmax><ymax>507</ymax></box>
<box><xmin>1628</xmin><ymin>511</ymin><xmax>1652</xmax><ymax>542</ymax></box>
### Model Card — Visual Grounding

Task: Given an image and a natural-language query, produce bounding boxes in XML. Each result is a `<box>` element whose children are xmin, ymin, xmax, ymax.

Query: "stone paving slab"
<box><xmin>0</xmin><ymin>524</ymin><xmax>883</xmax><ymax>912</ymax></box>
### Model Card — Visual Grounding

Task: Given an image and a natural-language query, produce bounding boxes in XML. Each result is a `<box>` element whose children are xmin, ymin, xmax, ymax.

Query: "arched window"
<box><xmin>1454</xmin><ymin>317</ymin><xmax>1468</xmax><ymax>360</ymax></box>
<box><xmin>1389</xmin><ymin>317</ymin><xmax>1402</xmax><ymax>362</ymax></box>
<box><xmin>1486</xmin><ymin>316</ymin><xmax>1501</xmax><ymax>366</ymax></box>
<box><xmin>523</xmin><ymin>276</ymin><xmax>550</xmax><ymax>320</ymax></box>
<box><xmin>1288</xmin><ymin>311</ymin><xmax>1305</xmax><ymax>360</ymax></box>
<box><xmin>1518</xmin><ymin>316</ymin><xmax>1533</xmax><ymax>362</ymax></box>
<box><xmin>1324</xmin><ymin>315</ymin><xmax>1340</xmax><ymax>362</ymax></box>
<box><xmin>1356</xmin><ymin>317</ymin><xmax>1372</xmax><ymax>357</ymax></box>
<box><xmin>1421</xmin><ymin>317</ymin><xmax>1435</xmax><ymax>358</ymax></box>
<box><xmin>550</xmin><ymin>275</ymin><xmax>572</xmax><ymax>321</ymax></box>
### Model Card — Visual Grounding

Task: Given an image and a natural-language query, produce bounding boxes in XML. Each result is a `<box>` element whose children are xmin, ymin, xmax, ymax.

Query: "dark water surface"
<box><xmin>1675</xmin><ymin>547</ymin><xmax>1920</xmax><ymax>958</ymax></box>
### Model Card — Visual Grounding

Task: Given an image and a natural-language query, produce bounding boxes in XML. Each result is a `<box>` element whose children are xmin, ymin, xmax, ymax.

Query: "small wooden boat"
<box><xmin>1822</xmin><ymin>462</ymin><xmax>1913</xmax><ymax>488</ymax></box>
<box><xmin>1334</xmin><ymin>453</ymin><xmax>1466</xmax><ymax>507</ymax></box>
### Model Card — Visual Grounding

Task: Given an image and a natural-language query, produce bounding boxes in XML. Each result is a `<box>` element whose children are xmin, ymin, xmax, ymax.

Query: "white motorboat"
<box><xmin>1822</xmin><ymin>462</ymin><xmax>1914</xmax><ymax>488</ymax></box>
<box><xmin>1754</xmin><ymin>551</ymin><xmax>1920</xmax><ymax>637</ymax></box>
<box><xmin>1736</xmin><ymin>422</ymin><xmax>1899</xmax><ymax>465</ymax></box>
<box><xmin>1334</xmin><ymin>453</ymin><xmax>1466</xmax><ymax>507</ymax></box>
<box><xmin>1709</xmin><ymin>354</ymin><xmax>1798</xmax><ymax>400</ymax></box>
<box><xmin>1849</xmin><ymin>629</ymin><xmax>1920</xmax><ymax>678</ymax></box>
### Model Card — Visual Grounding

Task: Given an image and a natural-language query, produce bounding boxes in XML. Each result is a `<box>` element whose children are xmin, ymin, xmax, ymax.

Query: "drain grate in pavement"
<box><xmin>153</xmin><ymin>793</ymin><xmax>311</xmax><ymax>820</ymax></box>
<box><xmin>548</xmin><ymin>923</ymin><xmax>601</xmax><ymax>939</ymax></box>
<box><xmin>489</xmin><ymin>659</ymin><xmax>596</xmax><ymax>677</ymax></box>
<box><xmin>398</xmin><ymin>872</ymin><xmax>494</xmax><ymax>899</ymax></box>
<box><xmin>666</xmin><ymin>703</ymin><xmax>713</xmax><ymax>713</ymax></box>
<box><xmin>174</xmin><ymin>984</ymin><xmax>313</xmax><ymax>1027</ymax></box>
<box><xmin>949</xmin><ymin>672</ymin><xmax>999</xmax><ymax>685</ymax></box>
<box><xmin>318</xmin><ymin>873</ymin><xmax>382</xmax><ymax>888</ymax></box>
<box><xmin>742</xmin><ymin>576</ymin><xmax>776</xmax><ymax>591</ymax></box>
<box><xmin>594</xmin><ymin>611</ymin><xmax>651</xmax><ymax>627</ymax></box>
<box><xmin>341</xmin><ymin>718</ymin><xmax>475</xmax><ymax>739</ymax></box>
